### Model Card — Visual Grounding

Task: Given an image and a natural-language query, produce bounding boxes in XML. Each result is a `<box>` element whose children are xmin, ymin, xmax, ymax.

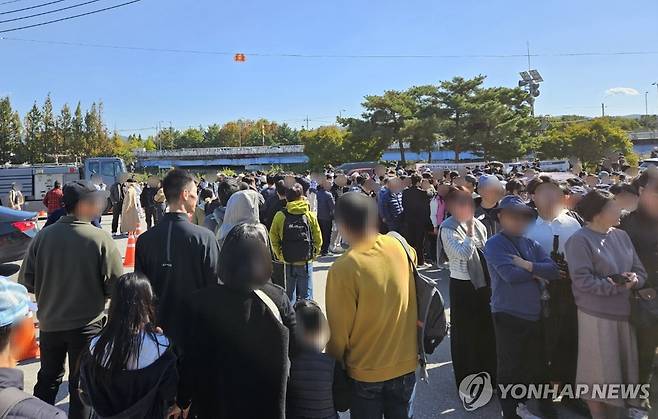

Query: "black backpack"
<box><xmin>281</xmin><ymin>210</ymin><xmax>313</xmax><ymax>263</ymax></box>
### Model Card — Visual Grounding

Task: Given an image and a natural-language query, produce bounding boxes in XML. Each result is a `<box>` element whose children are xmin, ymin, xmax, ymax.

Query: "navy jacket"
<box><xmin>484</xmin><ymin>233</ymin><xmax>559</xmax><ymax>321</ymax></box>
<box><xmin>315</xmin><ymin>187</ymin><xmax>335</xmax><ymax>221</ymax></box>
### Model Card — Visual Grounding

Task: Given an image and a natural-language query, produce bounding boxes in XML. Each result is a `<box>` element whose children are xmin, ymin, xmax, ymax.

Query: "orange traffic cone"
<box><xmin>124</xmin><ymin>233</ymin><xmax>136</xmax><ymax>268</ymax></box>
<box><xmin>17</xmin><ymin>313</ymin><xmax>39</xmax><ymax>362</ymax></box>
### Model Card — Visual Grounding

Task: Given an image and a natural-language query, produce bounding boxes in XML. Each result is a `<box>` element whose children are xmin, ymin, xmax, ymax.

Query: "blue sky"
<box><xmin>1</xmin><ymin>0</ymin><xmax>658</xmax><ymax>135</ymax></box>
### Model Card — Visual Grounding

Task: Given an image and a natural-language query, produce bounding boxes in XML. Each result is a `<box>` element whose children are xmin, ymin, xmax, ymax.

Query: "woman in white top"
<box><xmin>440</xmin><ymin>186</ymin><xmax>497</xmax><ymax>396</ymax></box>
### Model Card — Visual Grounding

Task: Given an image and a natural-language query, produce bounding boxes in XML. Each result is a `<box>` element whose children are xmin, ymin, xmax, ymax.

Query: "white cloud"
<box><xmin>605</xmin><ymin>87</ymin><xmax>640</xmax><ymax>96</ymax></box>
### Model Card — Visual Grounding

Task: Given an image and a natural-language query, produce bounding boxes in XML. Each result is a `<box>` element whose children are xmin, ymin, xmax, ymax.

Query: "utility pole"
<box><xmin>526</xmin><ymin>41</ymin><xmax>532</xmax><ymax>72</ymax></box>
<box><xmin>261</xmin><ymin>121</ymin><xmax>265</xmax><ymax>146</ymax></box>
<box><xmin>305</xmin><ymin>115</ymin><xmax>309</xmax><ymax>130</ymax></box>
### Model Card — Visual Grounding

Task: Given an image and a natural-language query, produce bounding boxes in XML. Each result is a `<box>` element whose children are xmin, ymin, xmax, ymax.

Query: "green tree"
<box><xmin>301</xmin><ymin>126</ymin><xmax>347</xmax><ymax>169</ymax></box>
<box><xmin>57</xmin><ymin>104</ymin><xmax>73</xmax><ymax>160</ymax></box>
<box><xmin>339</xmin><ymin>117</ymin><xmax>390</xmax><ymax>162</ymax></box>
<box><xmin>273</xmin><ymin>123</ymin><xmax>300</xmax><ymax>145</ymax></box>
<box><xmin>177</xmin><ymin>127</ymin><xmax>205</xmax><ymax>148</ymax></box>
<box><xmin>565</xmin><ymin>118</ymin><xmax>635</xmax><ymax>168</ymax></box>
<box><xmin>71</xmin><ymin>102</ymin><xmax>85</xmax><ymax>159</ymax></box>
<box><xmin>144</xmin><ymin>136</ymin><xmax>157</xmax><ymax>151</ymax></box>
<box><xmin>0</xmin><ymin>97</ymin><xmax>22</xmax><ymax>163</ymax></box>
<box><xmin>23</xmin><ymin>103</ymin><xmax>43</xmax><ymax>163</ymax></box>
<box><xmin>437</xmin><ymin>75</ymin><xmax>485</xmax><ymax>161</ymax></box>
<box><xmin>41</xmin><ymin>94</ymin><xmax>58</xmax><ymax>160</ymax></box>
<box><xmin>468</xmin><ymin>87</ymin><xmax>538</xmax><ymax>161</ymax></box>
<box><xmin>402</xmin><ymin>85</ymin><xmax>446</xmax><ymax>162</ymax></box>
<box><xmin>361</xmin><ymin>90</ymin><xmax>415</xmax><ymax>164</ymax></box>
<box><xmin>204</xmin><ymin>124</ymin><xmax>223</xmax><ymax>147</ymax></box>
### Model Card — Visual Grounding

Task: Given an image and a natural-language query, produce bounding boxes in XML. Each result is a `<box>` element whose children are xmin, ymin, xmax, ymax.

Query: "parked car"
<box><xmin>0</xmin><ymin>206</ymin><xmax>39</xmax><ymax>264</ymax></box>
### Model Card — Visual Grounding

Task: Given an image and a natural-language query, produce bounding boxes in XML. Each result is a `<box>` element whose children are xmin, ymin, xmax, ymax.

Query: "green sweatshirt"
<box><xmin>269</xmin><ymin>199</ymin><xmax>322</xmax><ymax>265</ymax></box>
<box><xmin>19</xmin><ymin>216</ymin><xmax>123</xmax><ymax>332</ymax></box>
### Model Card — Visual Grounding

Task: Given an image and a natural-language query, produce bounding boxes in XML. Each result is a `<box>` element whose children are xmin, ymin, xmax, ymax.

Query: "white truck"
<box><xmin>0</xmin><ymin>157</ymin><xmax>127</xmax><ymax>212</ymax></box>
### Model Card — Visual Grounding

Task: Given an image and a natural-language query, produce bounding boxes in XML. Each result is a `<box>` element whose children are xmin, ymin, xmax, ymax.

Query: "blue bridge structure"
<box><xmin>134</xmin><ymin>131</ymin><xmax>658</xmax><ymax>171</ymax></box>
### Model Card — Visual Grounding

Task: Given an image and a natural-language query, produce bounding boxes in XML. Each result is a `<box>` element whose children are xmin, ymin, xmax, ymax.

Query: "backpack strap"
<box><xmin>254</xmin><ymin>289</ymin><xmax>283</xmax><ymax>324</ymax></box>
<box><xmin>0</xmin><ymin>388</ymin><xmax>31</xmax><ymax>419</ymax></box>
<box><xmin>387</xmin><ymin>231</ymin><xmax>417</xmax><ymax>274</ymax></box>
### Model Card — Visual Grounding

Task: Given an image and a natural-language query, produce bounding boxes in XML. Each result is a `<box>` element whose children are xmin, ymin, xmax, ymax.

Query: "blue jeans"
<box><xmin>351</xmin><ymin>372</ymin><xmax>416</xmax><ymax>419</ymax></box>
<box><xmin>285</xmin><ymin>262</ymin><xmax>313</xmax><ymax>301</ymax></box>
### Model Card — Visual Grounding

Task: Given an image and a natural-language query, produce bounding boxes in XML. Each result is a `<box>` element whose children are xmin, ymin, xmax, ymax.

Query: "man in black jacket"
<box><xmin>401</xmin><ymin>173</ymin><xmax>431</xmax><ymax>267</ymax></box>
<box><xmin>135</xmin><ymin>169</ymin><xmax>221</xmax><ymax>350</ymax></box>
<box><xmin>619</xmin><ymin>169</ymin><xmax>658</xmax><ymax>391</ymax></box>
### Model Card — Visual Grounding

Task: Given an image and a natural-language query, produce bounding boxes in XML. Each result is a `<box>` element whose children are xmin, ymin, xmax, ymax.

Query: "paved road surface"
<box><xmin>8</xmin><ymin>215</ymin><xmax>582</xmax><ymax>418</ymax></box>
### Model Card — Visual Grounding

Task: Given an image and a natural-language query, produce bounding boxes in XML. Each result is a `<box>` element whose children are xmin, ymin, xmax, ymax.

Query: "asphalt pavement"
<box><xmin>8</xmin><ymin>215</ymin><xmax>583</xmax><ymax>418</ymax></box>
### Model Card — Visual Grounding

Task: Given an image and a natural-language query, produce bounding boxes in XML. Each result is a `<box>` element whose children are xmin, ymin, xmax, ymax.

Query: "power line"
<box><xmin>0</xmin><ymin>0</ymin><xmax>25</xmax><ymax>6</ymax></box>
<box><xmin>0</xmin><ymin>0</ymin><xmax>105</xmax><ymax>24</ymax></box>
<box><xmin>1</xmin><ymin>36</ymin><xmax>658</xmax><ymax>59</ymax></box>
<box><xmin>0</xmin><ymin>0</ymin><xmax>142</xmax><ymax>33</ymax></box>
<box><xmin>1</xmin><ymin>0</ymin><xmax>68</xmax><ymax>16</ymax></box>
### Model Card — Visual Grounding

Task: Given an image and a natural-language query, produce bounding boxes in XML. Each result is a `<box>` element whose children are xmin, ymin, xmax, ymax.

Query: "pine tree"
<box><xmin>58</xmin><ymin>104</ymin><xmax>73</xmax><ymax>160</ymax></box>
<box><xmin>72</xmin><ymin>102</ymin><xmax>85</xmax><ymax>159</ymax></box>
<box><xmin>42</xmin><ymin>94</ymin><xmax>58</xmax><ymax>161</ymax></box>
<box><xmin>0</xmin><ymin>97</ymin><xmax>22</xmax><ymax>163</ymax></box>
<box><xmin>23</xmin><ymin>103</ymin><xmax>44</xmax><ymax>163</ymax></box>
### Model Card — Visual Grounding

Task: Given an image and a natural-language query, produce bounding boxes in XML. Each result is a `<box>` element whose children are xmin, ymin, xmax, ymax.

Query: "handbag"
<box><xmin>631</xmin><ymin>287</ymin><xmax>658</xmax><ymax>328</ymax></box>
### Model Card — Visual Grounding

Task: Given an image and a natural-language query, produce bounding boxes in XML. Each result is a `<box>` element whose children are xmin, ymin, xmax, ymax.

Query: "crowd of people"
<box><xmin>0</xmin><ymin>158</ymin><xmax>656</xmax><ymax>419</ymax></box>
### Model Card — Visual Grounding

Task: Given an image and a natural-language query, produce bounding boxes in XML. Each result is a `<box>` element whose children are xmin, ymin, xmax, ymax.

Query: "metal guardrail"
<box><xmin>134</xmin><ymin>145</ymin><xmax>305</xmax><ymax>158</ymax></box>
<box><xmin>629</xmin><ymin>131</ymin><xmax>658</xmax><ymax>141</ymax></box>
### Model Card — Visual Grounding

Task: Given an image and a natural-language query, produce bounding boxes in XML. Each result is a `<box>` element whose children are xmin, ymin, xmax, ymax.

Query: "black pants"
<box><xmin>111</xmin><ymin>203</ymin><xmax>122</xmax><ymax>234</ymax></box>
<box><xmin>145</xmin><ymin>206</ymin><xmax>157</xmax><ymax>229</ymax></box>
<box><xmin>449</xmin><ymin>279</ymin><xmax>497</xmax><ymax>390</ymax></box>
<box><xmin>34</xmin><ymin>321</ymin><xmax>102</xmax><ymax>419</ymax></box>
<box><xmin>637</xmin><ymin>325</ymin><xmax>658</xmax><ymax>385</ymax></box>
<box><xmin>319</xmin><ymin>219</ymin><xmax>333</xmax><ymax>254</ymax></box>
<box><xmin>543</xmin><ymin>284</ymin><xmax>578</xmax><ymax>386</ymax></box>
<box><xmin>404</xmin><ymin>224</ymin><xmax>427</xmax><ymax>265</ymax></box>
<box><xmin>493</xmin><ymin>312</ymin><xmax>549</xmax><ymax>419</ymax></box>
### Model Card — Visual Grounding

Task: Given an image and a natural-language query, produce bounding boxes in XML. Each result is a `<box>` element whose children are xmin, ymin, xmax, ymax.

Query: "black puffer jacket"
<box><xmin>287</xmin><ymin>349</ymin><xmax>336</xmax><ymax>419</ymax></box>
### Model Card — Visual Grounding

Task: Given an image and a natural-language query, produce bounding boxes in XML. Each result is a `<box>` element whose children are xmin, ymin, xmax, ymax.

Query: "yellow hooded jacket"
<box><xmin>269</xmin><ymin>199</ymin><xmax>322</xmax><ymax>265</ymax></box>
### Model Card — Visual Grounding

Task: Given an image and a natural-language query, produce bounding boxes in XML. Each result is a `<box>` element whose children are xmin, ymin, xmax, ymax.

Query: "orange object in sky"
<box><xmin>234</xmin><ymin>53</ymin><xmax>246</xmax><ymax>62</ymax></box>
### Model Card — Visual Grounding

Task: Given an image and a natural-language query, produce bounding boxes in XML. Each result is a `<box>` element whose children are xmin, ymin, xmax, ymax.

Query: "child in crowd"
<box><xmin>287</xmin><ymin>299</ymin><xmax>337</xmax><ymax>419</ymax></box>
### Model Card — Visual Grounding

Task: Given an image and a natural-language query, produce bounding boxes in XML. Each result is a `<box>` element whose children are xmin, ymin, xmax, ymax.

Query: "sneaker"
<box><xmin>516</xmin><ymin>403</ymin><xmax>541</xmax><ymax>419</ymax></box>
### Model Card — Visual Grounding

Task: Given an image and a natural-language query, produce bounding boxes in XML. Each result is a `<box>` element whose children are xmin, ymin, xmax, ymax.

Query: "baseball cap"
<box><xmin>491</xmin><ymin>195</ymin><xmax>538</xmax><ymax>220</ymax></box>
<box><xmin>62</xmin><ymin>180</ymin><xmax>105</xmax><ymax>209</ymax></box>
<box><xmin>0</xmin><ymin>277</ymin><xmax>30</xmax><ymax>328</ymax></box>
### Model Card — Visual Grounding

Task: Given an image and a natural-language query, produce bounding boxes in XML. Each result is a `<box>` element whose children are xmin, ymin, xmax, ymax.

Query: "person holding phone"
<box><xmin>565</xmin><ymin>190</ymin><xmax>647</xmax><ymax>419</ymax></box>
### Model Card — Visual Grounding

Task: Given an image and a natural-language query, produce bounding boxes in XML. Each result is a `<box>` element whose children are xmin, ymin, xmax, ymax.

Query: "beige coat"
<box><xmin>120</xmin><ymin>184</ymin><xmax>141</xmax><ymax>233</ymax></box>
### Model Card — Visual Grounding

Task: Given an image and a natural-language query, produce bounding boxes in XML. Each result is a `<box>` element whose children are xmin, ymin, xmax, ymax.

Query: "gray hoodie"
<box><xmin>216</xmin><ymin>190</ymin><xmax>265</xmax><ymax>247</ymax></box>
